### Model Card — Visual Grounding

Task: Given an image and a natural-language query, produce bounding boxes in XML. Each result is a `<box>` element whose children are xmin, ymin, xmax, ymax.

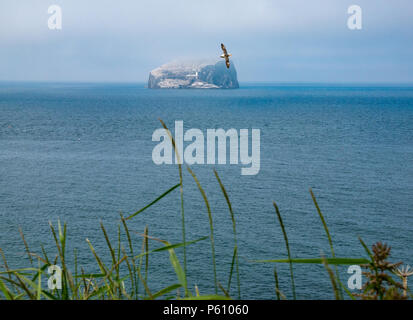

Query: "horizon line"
<box><xmin>1</xmin><ymin>80</ymin><xmax>413</xmax><ymax>86</ymax></box>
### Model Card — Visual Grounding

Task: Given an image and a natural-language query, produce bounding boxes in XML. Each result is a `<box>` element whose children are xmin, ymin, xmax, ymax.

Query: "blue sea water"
<box><xmin>0</xmin><ymin>82</ymin><xmax>412</xmax><ymax>299</ymax></box>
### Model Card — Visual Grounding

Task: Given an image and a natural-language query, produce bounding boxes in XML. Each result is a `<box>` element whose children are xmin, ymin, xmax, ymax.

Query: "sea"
<box><xmin>0</xmin><ymin>82</ymin><xmax>412</xmax><ymax>299</ymax></box>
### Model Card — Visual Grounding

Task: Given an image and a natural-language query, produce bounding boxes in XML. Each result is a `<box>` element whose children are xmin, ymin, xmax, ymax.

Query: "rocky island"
<box><xmin>148</xmin><ymin>60</ymin><xmax>239</xmax><ymax>89</ymax></box>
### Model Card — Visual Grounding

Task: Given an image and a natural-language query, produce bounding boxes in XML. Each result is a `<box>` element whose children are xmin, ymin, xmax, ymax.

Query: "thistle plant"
<box><xmin>394</xmin><ymin>265</ymin><xmax>413</xmax><ymax>298</ymax></box>
<box><xmin>357</xmin><ymin>242</ymin><xmax>405</xmax><ymax>300</ymax></box>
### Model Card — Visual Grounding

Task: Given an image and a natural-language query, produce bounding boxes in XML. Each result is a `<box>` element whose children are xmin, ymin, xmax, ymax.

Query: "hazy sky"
<box><xmin>1</xmin><ymin>0</ymin><xmax>413</xmax><ymax>82</ymax></box>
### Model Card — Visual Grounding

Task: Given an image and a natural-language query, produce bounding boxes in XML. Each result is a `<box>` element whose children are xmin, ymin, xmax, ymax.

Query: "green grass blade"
<box><xmin>227</xmin><ymin>246</ymin><xmax>237</xmax><ymax>293</ymax></box>
<box><xmin>321</xmin><ymin>256</ymin><xmax>340</xmax><ymax>300</ymax></box>
<box><xmin>273</xmin><ymin>266</ymin><xmax>280</xmax><ymax>300</ymax></box>
<box><xmin>36</xmin><ymin>260</ymin><xmax>41</xmax><ymax>300</ymax></box>
<box><xmin>0</xmin><ymin>267</ymin><xmax>41</xmax><ymax>274</ymax></box>
<box><xmin>144</xmin><ymin>226</ymin><xmax>149</xmax><ymax>290</ymax></box>
<box><xmin>214</xmin><ymin>169</ymin><xmax>240</xmax><ymax>299</ymax></box>
<box><xmin>167</xmin><ymin>245</ymin><xmax>187</xmax><ymax>291</ymax></box>
<box><xmin>0</xmin><ymin>277</ymin><xmax>14</xmax><ymax>300</ymax></box>
<box><xmin>218</xmin><ymin>282</ymin><xmax>231</xmax><ymax>298</ymax></box>
<box><xmin>13</xmin><ymin>272</ymin><xmax>51</xmax><ymax>300</ymax></box>
<box><xmin>159</xmin><ymin>119</ymin><xmax>187</xmax><ymax>295</ymax></box>
<box><xmin>182</xmin><ymin>295</ymin><xmax>231</xmax><ymax>300</ymax></box>
<box><xmin>136</xmin><ymin>267</ymin><xmax>153</xmax><ymax>299</ymax></box>
<box><xmin>48</xmin><ymin>221</ymin><xmax>75</xmax><ymax>298</ymax></box>
<box><xmin>133</xmin><ymin>236</ymin><xmax>208</xmax><ymax>260</ymax></box>
<box><xmin>14</xmin><ymin>273</ymin><xmax>35</xmax><ymax>299</ymax></box>
<box><xmin>273</xmin><ymin>201</ymin><xmax>296</xmax><ymax>300</ymax></box>
<box><xmin>100</xmin><ymin>222</ymin><xmax>120</xmax><ymax>297</ymax></box>
<box><xmin>150</xmin><ymin>283</ymin><xmax>182</xmax><ymax>300</ymax></box>
<box><xmin>214</xmin><ymin>170</ymin><xmax>236</xmax><ymax>230</ymax></box>
<box><xmin>74</xmin><ymin>248</ymin><xmax>78</xmax><ymax>300</ymax></box>
<box><xmin>85</xmin><ymin>238</ymin><xmax>114</xmax><ymax>292</ymax></box>
<box><xmin>125</xmin><ymin>183</ymin><xmax>180</xmax><ymax>220</ymax></box>
<box><xmin>0</xmin><ymin>248</ymin><xmax>11</xmax><ymax>279</ymax></box>
<box><xmin>254</xmin><ymin>257</ymin><xmax>369</xmax><ymax>264</ymax></box>
<box><xmin>75</xmin><ymin>273</ymin><xmax>105</xmax><ymax>278</ymax></box>
<box><xmin>120</xmin><ymin>246</ymin><xmax>136</xmax><ymax>299</ymax></box>
<box><xmin>358</xmin><ymin>237</ymin><xmax>373</xmax><ymax>260</ymax></box>
<box><xmin>187</xmin><ymin>166</ymin><xmax>217</xmax><ymax>294</ymax></box>
<box><xmin>120</xmin><ymin>213</ymin><xmax>138</xmax><ymax>299</ymax></box>
<box><xmin>337</xmin><ymin>277</ymin><xmax>357</xmax><ymax>300</ymax></box>
<box><xmin>0</xmin><ymin>248</ymin><xmax>19</xmax><ymax>295</ymax></box>
<box><xmin>40</xmin><ymin>245</ymin><xmax>51</xmax><ymax>265</ymax></box>
<box><xmin>136</xmin><ymin>228</ymin><xmax>146</xmax><ymax>298</ymax></box>
<box><xmin>18</xmin><ymin>227</ymin><xmax>33</xmax><ymax>266</ymax></box>
<box><xmin>41</xmin><ymin>289</ymin><xmax>59</xmax><ymax>300</ymax></box>
<box><xmin>309</xmin><ymin>188</ymin><xmax>343</xmax><ymax>299</ymax></box>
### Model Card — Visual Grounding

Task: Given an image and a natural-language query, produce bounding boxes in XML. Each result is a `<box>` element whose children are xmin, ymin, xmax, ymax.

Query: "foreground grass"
<box><xmin>0</xmin><ymin>120</ymin><xmax>411</xmax><ymax>300</ymax></box>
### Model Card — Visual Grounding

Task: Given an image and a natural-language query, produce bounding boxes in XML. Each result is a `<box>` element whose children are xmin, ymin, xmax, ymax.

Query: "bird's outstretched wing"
<box><xmin>221</xmin><ymin>43</ymin><xmax>228</xmax><ymax>56</ymax></box>
<box><xmin>221</xmin><ymin>43</ymin><xmax>230</xmax><ymax>68</ymax></box>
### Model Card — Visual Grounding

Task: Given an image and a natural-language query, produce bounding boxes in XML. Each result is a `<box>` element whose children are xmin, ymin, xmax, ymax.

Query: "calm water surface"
<box><xmin>0</xmin><ymin>82</ymin><xmax>412</xmax><ymax>299</ymax></box>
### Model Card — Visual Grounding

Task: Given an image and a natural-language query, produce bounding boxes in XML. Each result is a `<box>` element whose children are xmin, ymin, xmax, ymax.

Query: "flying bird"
<box><xmin>220</xmin><ymin>43</ymin><xmax>232</xmax><ymax>69</ymax></box>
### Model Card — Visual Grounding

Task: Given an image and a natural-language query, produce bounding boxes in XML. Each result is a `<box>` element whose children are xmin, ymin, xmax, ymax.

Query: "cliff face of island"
<box><xmin>148</xmin><ymin>60</ymin><xmax>239</xmax><ymax>89</ymax></box>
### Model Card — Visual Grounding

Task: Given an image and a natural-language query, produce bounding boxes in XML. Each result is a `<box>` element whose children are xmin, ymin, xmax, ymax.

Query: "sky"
<box><xmin>1</xmin><ymin>0</ymin><xmax>413</xmax><ymax>83</ymax></box>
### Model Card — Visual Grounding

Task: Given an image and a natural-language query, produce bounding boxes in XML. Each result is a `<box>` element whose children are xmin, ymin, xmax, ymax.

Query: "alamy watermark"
<box><xmin>43</xmin><ymin>263</ymin><xmax>365</xmax><ymax>291</ymax></box>
<box><xmin>347</xmin><ymin>265</ymin><xmax>362</xmax><ymax>290</ymax></box>
<box><xmin>347</xmin><ymin>5</ymin><xmax>362</xmax><ymax>30</ymax></box>
<box><xmin>152</xmin><ymin>121</ymin><xmax>260</xmax><ymax>175</ymax></box>
<box><xmin>48</xmin><ymin>5</ymin><xmax>62</xmax><ymax>30</ymax></box>
<box><xmin>47</xmin><ymin>265</ymin><xmax>62</xmax><ymax>289</ymax></box>
<box><xmin>46</xmin><ymin>4</ymin><xmax>362</xmax><ymax>32</ymax></box>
